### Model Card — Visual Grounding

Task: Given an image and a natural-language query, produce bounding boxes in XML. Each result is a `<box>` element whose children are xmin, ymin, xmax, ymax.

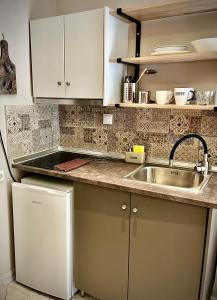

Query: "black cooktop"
<box><xmin>22</xmin><ymin>151</ymin><xmax>121</xmax><ymax>170</ymax></box>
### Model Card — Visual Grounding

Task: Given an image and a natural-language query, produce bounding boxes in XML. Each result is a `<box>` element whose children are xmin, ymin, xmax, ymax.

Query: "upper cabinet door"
<box><xmin>30</xmin><ymin>16</ymin><xmax>65</xmax><ymax>98</ymax></box>
<box><xmin>64</xmin><ymin>9</ymin><xmax>104</xmax><ymax>99</ymax></box>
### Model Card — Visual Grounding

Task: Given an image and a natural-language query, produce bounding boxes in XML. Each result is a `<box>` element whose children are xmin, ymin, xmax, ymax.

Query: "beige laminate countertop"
<box><xmin>12</xmin><ymin>160</ymin><xmax>217</xmax><ymax>209</ymax></box>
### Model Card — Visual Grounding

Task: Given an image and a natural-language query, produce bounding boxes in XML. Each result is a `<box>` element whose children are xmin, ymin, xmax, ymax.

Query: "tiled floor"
<box><xmin>0</xmin><ymin>281</ymin><xmax>94</xmax><ymax>300</ymax></box>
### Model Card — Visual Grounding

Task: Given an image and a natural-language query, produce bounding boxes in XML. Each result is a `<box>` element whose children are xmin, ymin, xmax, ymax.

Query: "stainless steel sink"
<box><xmin>125</xmin><ymin>164</ymin><xmax>211</xmax><ymax>191</ymax></box>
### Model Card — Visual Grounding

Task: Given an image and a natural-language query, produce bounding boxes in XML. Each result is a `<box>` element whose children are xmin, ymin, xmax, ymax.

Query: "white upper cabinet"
<box><xmin>30</xmin><ymin>8</ymin><xmax>129</xmax><ymax>105</ymax></box>
<box><xmin>30</xmin><ymin>16</ymin><xmax>65</xmax><ymax>98</ymax></box>
<box><xmin>65</xmin><ymin>10</ymin><xmax>104</xmax><ymax>99</ymax></box>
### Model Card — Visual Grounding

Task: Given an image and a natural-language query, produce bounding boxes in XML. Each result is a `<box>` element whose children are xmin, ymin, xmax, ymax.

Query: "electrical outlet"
<box><xmin>103</xmin><ymin>114</ymin><xmax>113</xmax><ymax>125</ymax></box>
<box><xmin>0</xmin><ymin>170</ymin><xmax>4</xmax><ymax>182</ymax></box>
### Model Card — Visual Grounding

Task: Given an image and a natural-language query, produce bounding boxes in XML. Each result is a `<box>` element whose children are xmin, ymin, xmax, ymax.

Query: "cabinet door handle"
<box><xmin>66</xmin><ymin>82</ymin><xmax>71</xmax><ymax>86</ymax></box>
<box><xmin>57</xmin><ymin>81</ymin><xmax>62</xmax><ymax>86</ymax></box>
<box><xmin>132</xmin><ymin>207</ymin><xmax>138</xmax><ymax>214</ymax></box>
<box><xmin>121</xmin><ymin>204</ymin><xmax>127</xmax><ymax>210</ymax></box>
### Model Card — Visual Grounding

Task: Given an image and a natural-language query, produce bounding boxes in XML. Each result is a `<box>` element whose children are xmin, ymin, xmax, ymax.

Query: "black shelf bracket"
<box><xmin>116</xmin><ymin>8</ymin><xmax>141</xmax><ymax>82</ymax></box>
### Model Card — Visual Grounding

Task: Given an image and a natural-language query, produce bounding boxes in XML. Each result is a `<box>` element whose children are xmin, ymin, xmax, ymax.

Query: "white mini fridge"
<box><xmin>12</xmin><ymin>175</ymin><xmax>76</xmax><ymax>299</ymax></box>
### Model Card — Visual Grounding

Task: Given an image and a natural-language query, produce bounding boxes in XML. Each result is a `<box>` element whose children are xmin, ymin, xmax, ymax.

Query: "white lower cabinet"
<box><xmin>30</xmin><ymin>7</ymin><xmax>129</xmax><ymax>104</ymax></box>
<box><xmin>74</xmin><ymin>182</ymin><xmax>208</xmax><ymax>300</ymax></box>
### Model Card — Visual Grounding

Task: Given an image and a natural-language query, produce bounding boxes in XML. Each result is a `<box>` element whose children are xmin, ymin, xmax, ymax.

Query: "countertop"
<box><xmin>12</xmin><ymin>159</ymin><xmax>217</xmax><ymax>209</ymax></box>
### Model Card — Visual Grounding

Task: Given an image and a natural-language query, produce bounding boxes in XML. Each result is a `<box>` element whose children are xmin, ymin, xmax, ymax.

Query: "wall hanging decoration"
<box><xmin>0</xmin><ymin>33</ymin><xmax>17</xmax><ymax>94</ymax></box>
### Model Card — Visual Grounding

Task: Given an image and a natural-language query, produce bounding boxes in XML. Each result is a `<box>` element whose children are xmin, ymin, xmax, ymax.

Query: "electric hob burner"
<box><xmin>22</xmin><ymin>151</ymin><xmax>121</xmax><ymax>170</ymax></box>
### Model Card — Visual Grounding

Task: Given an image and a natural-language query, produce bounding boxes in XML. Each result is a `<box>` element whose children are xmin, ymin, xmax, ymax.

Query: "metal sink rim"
<box><xmin>124</xmin><ymin>163</ymin><xmax>212</xmax><ymax>192</ymax></box>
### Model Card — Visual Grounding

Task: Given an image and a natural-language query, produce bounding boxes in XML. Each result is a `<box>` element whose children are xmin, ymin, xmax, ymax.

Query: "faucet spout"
<box><xmin>169</xmin><ymin>134</ymin><xmax>209</xmax><ymax>176</ymax></box>
<box><xmin>169</xmin><ymin>159</ymin><xmax>173</xmax><ymax>167</ymax></box>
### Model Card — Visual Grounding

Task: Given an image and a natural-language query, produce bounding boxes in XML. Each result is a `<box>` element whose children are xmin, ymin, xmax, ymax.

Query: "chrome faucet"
<box><xmin>169</xmin><ymin>134</ymin><xmax>209</xmax><ymax>176</ymax></box>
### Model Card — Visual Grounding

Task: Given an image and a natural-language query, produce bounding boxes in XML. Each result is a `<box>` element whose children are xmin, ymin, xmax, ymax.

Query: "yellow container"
<box><xmin>133</xmin><ymin>145</ymin><xmax>145</xmax><ymax>153</ymax></box>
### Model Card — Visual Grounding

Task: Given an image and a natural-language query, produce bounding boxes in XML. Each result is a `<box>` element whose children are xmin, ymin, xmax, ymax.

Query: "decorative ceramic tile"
<box><xmin>107</xmin><ymin>108</ymin><xmax>137</xmax><ymax>131</ymax></box>
<box><xmin>7</xmin><ymin>113</ymin><xmax>22</xmax><ymax>134</ymax></box>
<box><xmin>147</xmin><ymin>142</ymin><xmax>171</xmax><ymax>160</ymax></box>
<box><xmin>133</xmin><ymin>132</ymin><xmax>149</xmax><ymax>146</ymax></box>
<box><xmin>93</xmin><ymin>129</ymin><xmax>107</xmax><ymax>146</ymax></box>
<box><xmin>6</xmin><ymin>104</ymin><xmax>217</xmax><ymax>166</ymax></box>
<box><xmin>170</xmin><ymin>112</ymin><xmax>201</xmax><ymax>135</ymax></box>
<box><xmin>145</xmin><ymin>133</ymin><xmax>171</xmax><ymax>159</ymax></box>
<box><xmin>60</xmin><ymin>126</ymin><xmax>75</xmax><ymax>135</ymax></box>
<box><xmin>6</xmin><ymin>104</ymin><xmax>60</xmax><ymax>159</ymax></box>
<box><xmin>38</xmin><ymin>119</ymin><xmax>51</xmax><ymax>129</ymax></box>
<box><xmin>107</xmin><ymin>130</ymin><xmax>136</xmax><ymax>153</ymax></box>
<box><xmin>60</xmin><ymin>105</ymin><xmax>97</xmax><ymax>128</ymax></box>
<box><xmin>60</xmin><ymin>127</ymin><xmax>84</xmax><ymax>149</ymax></box>
<box><xmin>30</xmin><ymin>117</ymin><xmax>39</xmax><ymax>130</ymax></box>
<box><xmin>137</xmin><ymin>109</ymin><xmax>170</xmax><ymax>133</ymax></box>
<box><xmin>20</xmin><ymin>114</ymin><xmax>30</xmax><ymax>131</ymax></box>
<box><xmin>201</xmin><ymin>116</ymin><xmax>217</xmax><ymax>136</ymax></box>
<box><xmin>7</xmin><ymin>130</ymin><xmax>33</xmax><ymax>157</ymax></box>
<box><xmin>199</xmin><ymin>136</ymin><xmax>217</xmax><ymax>166</ymax></box>
<box><xmin>173</xmin><ymin>140</ymin><xmax>199</xmax><ymax>163</ymax></box>
<box><xmin>147</xmin><ymin>133</ymin><xmax>170</xmax><ymax>144</ymax></box>
<box><xmin>201</xmin><ymin>110</ymin><xmax>217</xmax><ymax>117</ymax></box>
<box><xmin>34</xmin><ymin>105</ymin><xmax>52</xmax><ymax>119</ymax></box>
<box><xmin>5</xmin><ymin>105</ymin><xmax>33</xmax><ymax>115</ymax></box>
<box><xmin>170</xmin><ymin>109</ymin><xmax>202</xmax><ymax>117</ymax></box>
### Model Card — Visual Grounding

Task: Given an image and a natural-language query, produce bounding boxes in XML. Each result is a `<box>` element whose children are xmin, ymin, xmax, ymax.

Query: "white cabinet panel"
<box><xmin>103</xmin><ymin>7</ymin><xmax>129</xmax><ymax>106</ymax></box>
<box><xmin>30</xmin><ymin>8</ymin><xmax>129</xmax><ymax>104</ymax></box>
<box><xmin>64</xmin><ymin>10</ymin><xmax>104</xmax><ymax>99</ymax></box>
<box><xmin>30</xmin><ymin>16</ymin><xmax>65</xmax><ymax>98</ymax></box>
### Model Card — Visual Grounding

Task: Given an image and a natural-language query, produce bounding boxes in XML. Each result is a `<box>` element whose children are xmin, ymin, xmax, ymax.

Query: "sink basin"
<box><xmin>125</xmin><ymin>165</ymin><xmax>211</xmax><ymax>191</ymax></box>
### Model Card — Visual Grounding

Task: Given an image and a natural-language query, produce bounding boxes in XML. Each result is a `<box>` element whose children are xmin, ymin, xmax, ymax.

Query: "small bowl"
<box><xmin>191</xmin><ymin>38</ymin><xmax>217</xmax><ymax>53</ymax></box>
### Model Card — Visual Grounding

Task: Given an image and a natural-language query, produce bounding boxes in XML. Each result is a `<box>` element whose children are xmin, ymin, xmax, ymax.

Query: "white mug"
<box><xmin>174</xmin><ymin>88</ymin><xmax>196</xmax><ymax>105</ymax></box>
<box><xmin>156</xmin><ymin>90</ymin><xmax>173</xmax><ymax>105</ymax></box>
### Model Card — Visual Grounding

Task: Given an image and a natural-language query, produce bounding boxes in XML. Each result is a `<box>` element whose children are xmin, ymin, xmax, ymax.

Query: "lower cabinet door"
<box><xmin>128</xmin><ymin>194</ymin><xmax>207</xmax><ymax>300</ymax></box>
<box><xmin>74</xmin><ymin>182</ymin><xmax>130</xmax><ymax>300</ymax></box>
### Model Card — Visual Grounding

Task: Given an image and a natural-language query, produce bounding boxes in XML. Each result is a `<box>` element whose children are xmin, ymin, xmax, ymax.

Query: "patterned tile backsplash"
<box><xmin>6</xmin><ymin>104</ymin><xmax>217</xmax><ymax>167</ymax></box>
<box><xmin>6</xmin><ymin>105</ymin><xmax>60</xmax><ymax>159</ymax></box>
<box><xmin>59</xmin><ymin>105</ymin><xmax>217</xmax><ymax>166</ymax></box>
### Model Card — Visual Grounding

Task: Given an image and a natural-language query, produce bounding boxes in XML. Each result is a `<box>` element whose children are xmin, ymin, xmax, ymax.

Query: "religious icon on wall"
<box><xmin>0</xmin><ymin>34</ymin><xmax>17</xmax><ymax>94</ymax></box>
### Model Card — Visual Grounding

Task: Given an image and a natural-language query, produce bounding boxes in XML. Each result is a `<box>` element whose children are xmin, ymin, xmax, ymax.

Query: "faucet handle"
<box><xmin>195</xmin><ymin>160</ymin><xmax>202</xmax><ymax>167</ymax></box>
<box><xmin>195</xmin><ymin>161</ymin><xmax>205</xmax><ymax>173</ymax></box>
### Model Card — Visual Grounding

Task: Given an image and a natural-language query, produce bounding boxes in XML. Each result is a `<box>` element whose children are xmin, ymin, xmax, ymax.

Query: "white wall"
<box><xmin>0</xmin><ymin>0</ymin><xmax>57</xmax><ymax>287</ymax></box>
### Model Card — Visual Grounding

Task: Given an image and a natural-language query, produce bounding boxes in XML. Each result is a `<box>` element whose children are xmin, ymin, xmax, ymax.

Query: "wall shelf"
<box><xmin>111</xmin><ymin>52</ymin><xmax>217</xmax><ymax>65</ymax></box>
<box><xmin>112</xmin><ymin>103</ymin><xmax>215</xmax><ymax>110</ymax></box>
<box><xmin>112</xmin><ymin>0</ymin><xmax>217</xmax><ymax>22</ymax></box>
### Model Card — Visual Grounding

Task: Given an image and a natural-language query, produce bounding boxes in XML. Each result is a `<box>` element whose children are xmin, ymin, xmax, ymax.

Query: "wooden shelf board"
<box><xmin>110</xmin><ymin>52</ymin><xmax>217</xmax><ymax>65</ymax></box>
<box><xmin>111</xmin><ymin>103</ymin><xmax>215</xmax><ymax>110</ymax></box>
<box><xmin>112</xmin><ymin>0</ymin><xmax>217</xmax><ymax>22</ymax></box>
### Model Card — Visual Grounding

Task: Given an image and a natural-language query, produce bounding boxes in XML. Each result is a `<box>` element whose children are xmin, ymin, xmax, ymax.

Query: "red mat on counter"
<box><xmin>54</xmin><ymin>158</ymin><xmax>91</xmax><ymax>172</ymax></box>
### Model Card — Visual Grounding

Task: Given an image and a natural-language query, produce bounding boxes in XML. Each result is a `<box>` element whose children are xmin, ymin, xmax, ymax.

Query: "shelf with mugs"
<box><xmin>110</xmin><ymin>52</ymin><xmax>217</xmax><ymax>65</ymax></box>
<box><xmin>112</xmin><ymin>103</ymin><xmax>215</xmax><ymax>110</ymax></box>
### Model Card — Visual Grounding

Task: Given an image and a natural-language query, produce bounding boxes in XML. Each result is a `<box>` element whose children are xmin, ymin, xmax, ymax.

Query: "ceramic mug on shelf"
<box><xmin>174</xmin><ymin>87</ymin><xmax>196</xmax><ymax>105</ymax></box>
<box><xmin>156</xmin><ymin>90</ymin><xmax>174</xmax><ymax>105</ymax></box>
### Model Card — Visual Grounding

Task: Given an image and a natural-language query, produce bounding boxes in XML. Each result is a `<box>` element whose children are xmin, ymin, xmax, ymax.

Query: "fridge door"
<box><xmin>12</xmin><ymin>182</ymin><xmax>73</xmax><ymax>300</ymax></box>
